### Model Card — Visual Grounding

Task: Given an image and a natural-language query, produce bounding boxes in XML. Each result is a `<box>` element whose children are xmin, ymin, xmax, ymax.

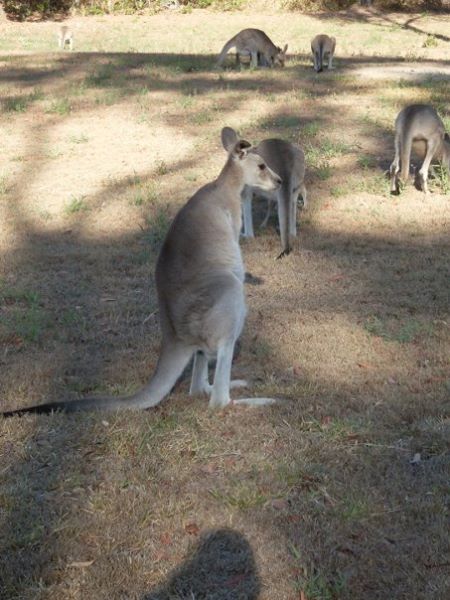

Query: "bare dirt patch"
<box><xmin>1</xmin><ymin>8</ymin><xmax>449</xmax><ymax>600</ymax></box>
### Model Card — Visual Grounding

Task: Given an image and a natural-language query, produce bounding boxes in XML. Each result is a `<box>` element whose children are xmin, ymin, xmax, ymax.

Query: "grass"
<box><xmin>2</xmin><ymin>89</ymin><xmax>44</xmax><ymax>113</ymax></box>
<box><xmin>432</xmin><ymin>163</ymin><xmax>450</xmax><ymax>194</ymax></box>
<box><xmin>0</xmin><ymin>8</ymin><xmax>449</xmax><ymax>600</ymax></box>
<box><xmin>68</xmin><ymin>133</ymin><xmax>89</xmax><ymax>144</ymax></box>
<box><xmin>46</xmin><ymin>98</ymin><xmax>71</xmax><ymax>115</ymax></box>
<box><xmin>0</xmin><ymin>174</ymin><xmax>9</xmax><ymax>195</ymax></box>
<box><xmin>65</xmin><ymin>195</ymin><xmax>89</xmax><ymax>214</ymax></box>
<box><xmin>0</xmin><ymin>285</ymin><xmax>50</xmax><ymax>344</ymax></box>
<box><xmin>364</xmin><ymin>316</ymin><xmax>434</xmax><ymax>344</ymax></box>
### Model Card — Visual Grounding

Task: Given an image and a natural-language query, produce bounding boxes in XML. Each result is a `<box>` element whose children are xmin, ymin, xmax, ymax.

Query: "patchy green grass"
<box><xmin>68</xmin><ymin>133</ymin><xmax>89</xmax><ymax>144</ymax></box>
<box><xmin>364</xmin><ymin>316</ymin><xmax>435</xmax><ymax>344</ymax></box>
<box><xmin>2</xmin><ymin>89</ymin><xmax>44</xmax><ymax>113</ymax></box>
<box><xmin>0</xmin><ymin>285</ymin><xmax>50</xmax><ymax>344</ymax></box>
<box><xmin>46</xmin><ymin>98</ymin><xmax>72</xmax><ymax>115</ymax></box>
<box><xmin>65</xmin><ymin>195</ymin><xmax>89</xmax><ymax>214</ymax></box>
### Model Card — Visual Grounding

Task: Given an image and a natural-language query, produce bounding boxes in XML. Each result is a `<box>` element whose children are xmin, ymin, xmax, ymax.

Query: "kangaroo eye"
<box><xmin>259</xmin><ymin>164</ymin><xmax>266</xmax><ymax>171</ymax></box>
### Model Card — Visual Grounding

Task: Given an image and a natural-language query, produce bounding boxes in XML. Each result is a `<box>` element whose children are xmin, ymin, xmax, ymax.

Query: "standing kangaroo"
<box><xmin>217</xmin><ymin>29</ymin><xmax>288</xmax><ymax>69</ymax></box>
<box><xmin>2</xmin><ymin>128</ymin><xmax>281</xmax><ymax>417</ymax></box>
<box><xmin>390</xmin><ymin>104</ymin><xmax>450</xmax><ymax>194</ymax></box>
<box><xmin>58</xmin><ymin>26</ymin><xmax>73</xmax><ymax>51</ymax></box>
<box><xmin>241</xmin><ymin>139</ymin><xmax>307</xmax><ymax>259</ymax></box>
<box><xmin>311</xmin><ymin>34</ymin><xmax>336</xmax><ymax>72</ymax></box>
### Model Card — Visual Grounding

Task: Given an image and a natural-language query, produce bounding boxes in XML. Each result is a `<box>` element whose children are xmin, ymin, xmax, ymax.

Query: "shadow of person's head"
<box><xmin>144</xmin><ymin>528</ymin><xmax>260</xmax><ymax>599</ymax></box>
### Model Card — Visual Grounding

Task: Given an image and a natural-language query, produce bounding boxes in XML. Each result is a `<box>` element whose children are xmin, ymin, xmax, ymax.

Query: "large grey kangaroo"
<box><xmin>2</xmin><ymin>128</ymin><xmax>282</xmax><ymax>417</ymax></box>
<box><xmin>241</xmin><ymin>139</ymin><xmax>307</xmax><ymax>259</ymax></box>
<box><xmin>311</xmin><ymin>34</ymin><xmax>336</xmax><ymax>72</ymax></box>
<box><xmin>390</xmin><ymin>104</ymin><xmax>450</xmax><ymax>194</ymax></box>
<box><xmin>217</xmin><ymin>29</ymin><xmax>288</xmax><ymax>69</ymax></box>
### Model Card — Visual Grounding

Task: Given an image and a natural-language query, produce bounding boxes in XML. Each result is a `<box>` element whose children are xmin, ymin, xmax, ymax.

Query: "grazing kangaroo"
<box><xmin>311</xmin><ymin>34</ymin><xmax>336</xmax><ymax>72</ymax></box>
<box><xmin>58</xmin><ymin>26</ymin><xmax>73</xmax><ymax>51</ymax></box>
<box><xmin>2</xmin><ymin>128</ymin><xmax>281</xmax><ymax>417</ymax></box>
<box><xmin>241</xmin><ymin>139</ymin><xmax>307</xmax><ymax>259</ymax></box>
<box><xmin>390</xmin><ymin>104</ymin><xmax>450</xmax><ymax>194</ymax></box>
<box><xmin>217</xmin><ymin>29</ymin><xmax>288</xmax><ymax>69</ymax></box>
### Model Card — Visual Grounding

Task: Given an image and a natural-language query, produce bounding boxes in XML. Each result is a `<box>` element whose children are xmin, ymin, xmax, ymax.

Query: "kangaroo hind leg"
<box><xmin>190</xmin><ymin>351</ymin><xmax>212</xmax><ymax>395</ymax></box>
<box><xmin>419</xmin><ymin>137</ymin><xmax>439</xmax><ymax>195</ymax></box>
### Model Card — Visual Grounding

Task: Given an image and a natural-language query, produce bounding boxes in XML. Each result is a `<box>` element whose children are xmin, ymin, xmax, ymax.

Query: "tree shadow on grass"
<box><xmin>313</xmin><ymin>5</ymin><xmax>450</xmax><ymax>43</ymax></box>
<box><xmin>0</xmin><ymin>414</ymin><xmax>107</xmax><ymax>599</ymax></box>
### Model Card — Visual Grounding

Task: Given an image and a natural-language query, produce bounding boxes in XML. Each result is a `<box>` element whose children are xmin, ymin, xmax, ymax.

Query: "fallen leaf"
<box><xmin>329</xmin><ymin>274</ymin><xmax>345</xmax><ymax>282</ymax></box>
<box><xmin>357</xmin><ymin>362</ymin><xmax>373</xmax><ymax>369</ymax></box>
<box><xmin>159</xmin><ymin>532</ymin><xmax>172</xmax><ymax>546</ymax></box>
<box><xmin>272</xmin><ymin>498</ymin><xmax>289</xmax><ymax>510</ymax></box>
<box><xmin>225</xmin><ymin>573</ymin><xmax>247</xmax><ymax>587</ymax></box>
<box><xmin>185</xmin><ymin>522</ymin><xmax>200</xmax><ymax>536</ymax></box>
<box><xmin>287</xmin><ymin>514</ymin><xmax>302</xmax><ymax>523</ymax></box>
<box><xmin>67</xmin><ymin>560</ymin><xmax>94</xmax><ymax>568</ymax></box>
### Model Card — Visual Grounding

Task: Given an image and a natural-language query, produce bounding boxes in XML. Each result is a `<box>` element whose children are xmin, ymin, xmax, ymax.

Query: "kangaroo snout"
<box><xmin>269</xmin><ymin>170</ymin><xmax>282</xmax><ymax>189</ymax></box>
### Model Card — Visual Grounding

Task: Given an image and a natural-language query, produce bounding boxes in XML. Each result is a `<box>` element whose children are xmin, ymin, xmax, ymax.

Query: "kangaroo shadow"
<box><xmin>143</xmin><ymin>528</ymin><xmax>260</xmax><ymax>600</ymax></box>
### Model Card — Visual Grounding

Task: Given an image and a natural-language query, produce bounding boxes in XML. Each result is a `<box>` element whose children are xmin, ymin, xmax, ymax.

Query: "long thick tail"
<box><xmin>2</xmin><ymin>343</ymin><xmax>193</xmax><ymax>417</ymax></box>
<box><xmin>399</xmin><ymin>127</ymin><xmax>413</xmax><ymax>183</ymax></box>
<box><xmin>317</xmin><ymin>40</ymin><xmax>324</xmax><ymax>72</ymax></box>
<box><xmin>216</xmin><ymin>35</ymin><xmax>238</xmax><ymax>66</ymax></box>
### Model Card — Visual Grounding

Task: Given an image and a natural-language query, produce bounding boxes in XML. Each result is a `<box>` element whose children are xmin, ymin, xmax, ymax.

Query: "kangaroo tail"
<box><xmin>217</xmin><ymin>35</ymin><xmax>238</xmax><ymax>66</ymax></box>
<box><xmin>276</xmin><ymin>181</ymin><xmax>292</xmax><ymax>259</ymax></box>
<box><xmin>317</xmin><ymin>40</ymin><xmax>324</xmax><ymax>72</ymax></box>
<box><xmin>2</xmin><ymin>343</ymin><xmax>192</xmax><ymax>417</ymax></box>
<box><xmin>399</xmin><ymin>127</ymin><xmax>413</xmax><ymax>182</ymax></box>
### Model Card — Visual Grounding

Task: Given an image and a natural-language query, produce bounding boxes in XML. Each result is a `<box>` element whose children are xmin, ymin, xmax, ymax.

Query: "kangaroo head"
<box><xmin>274</xmin><ymin>44</ymin><xmax>288</xmax><ymax>67</ymax></box>
<box><xmin>221</xmin><ymin>127</ymin><xmax>282</xmax><ymax>191</ymax></box>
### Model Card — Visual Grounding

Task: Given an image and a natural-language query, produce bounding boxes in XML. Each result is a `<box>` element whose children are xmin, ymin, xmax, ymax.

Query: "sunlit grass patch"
<box><xmin>46</xmin><ymin>97</ymin><xmax>72</xmax><ymax>115</ymax></box>
<box><xmin>65</xmin><ymin>195</ymin><xmax>89</xmax><ymax>214</ymax></box>
<box><xmin>68</xmin><ymin>133</ymin><xmax>89</xmax><ymax>144</ymax></box>
<box><xmin>364</xmin><ymin>316</ymin><xmax>435</xmax><ymax>344</ymax></box>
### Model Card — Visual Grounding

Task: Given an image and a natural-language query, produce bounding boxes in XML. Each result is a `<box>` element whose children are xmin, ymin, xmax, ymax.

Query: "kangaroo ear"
<box><xmin>283</xmin><ymin>44</ymin><xmax>288</xmax><ymax>53</ymax></box>
<box><xmin>221</xmin><ymin>127</ymin><xmax>239</xmax><ymax>152</ymax></box>
<box><xmin>231</xmin><ymin>140</ymin><xmax>251</xmax><ymax>160</ymax></box>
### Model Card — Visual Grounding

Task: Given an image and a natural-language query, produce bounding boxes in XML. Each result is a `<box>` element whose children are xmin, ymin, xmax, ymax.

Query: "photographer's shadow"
<box><xmin>144</xmin><ymin>528</ymin><xmax>261</xmax><ymax>600</ymax></box>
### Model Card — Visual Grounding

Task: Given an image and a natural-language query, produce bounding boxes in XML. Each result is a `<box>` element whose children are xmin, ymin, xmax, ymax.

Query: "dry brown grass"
<box><xmin>1</xmin><ymin>8</ymin><xmax>449</xmax><ymax>600</ymax></box>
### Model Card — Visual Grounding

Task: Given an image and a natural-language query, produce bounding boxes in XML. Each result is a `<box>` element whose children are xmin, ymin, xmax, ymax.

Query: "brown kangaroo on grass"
<box><xmin>217</xmin><ymin>29</ymin><xmax>288</xmax><ymax>69</ymax></box>
<box><xmin>390</xmin><ymin>104</ymin><xmax>450</xmax><ymax>194</ymax></box>
<box><xmin>311</xmin><ymin>34</ymin><xmax>336</xmax><ymax>72</ymax></box>
<box><xmin>241</xmin><ymin>139</ymin><xmax>307</xmax><ymax>259</ymax></box>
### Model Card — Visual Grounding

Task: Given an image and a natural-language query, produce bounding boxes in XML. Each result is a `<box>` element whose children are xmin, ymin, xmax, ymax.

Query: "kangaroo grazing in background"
<box><xmin>240</xmin><ymin>139</ymin><xmax>307</xmax><ymax>259</ymax></box>
<box><xmin>311</xmin><ymin>34</ymin><xmax>336</xmax><ymax>72</ymax></box>
<box><xmin>2</xmin><ymin>128</ymin><xmax>281</xmax><ymax>417</ymax></box>
<box><xmin>390</xmin><ymin>104</ymin><xmax>450</xmax><ymax>194</ymax></box>
<box><xmin>217</xmin><ymin>29</ymin><xmax>288</xmax><ymax>69</ymax></box>
<box><xmin>58</xmin><ymin>26</ymin><xmax>73</xmax><ymax>50</ymax></box>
